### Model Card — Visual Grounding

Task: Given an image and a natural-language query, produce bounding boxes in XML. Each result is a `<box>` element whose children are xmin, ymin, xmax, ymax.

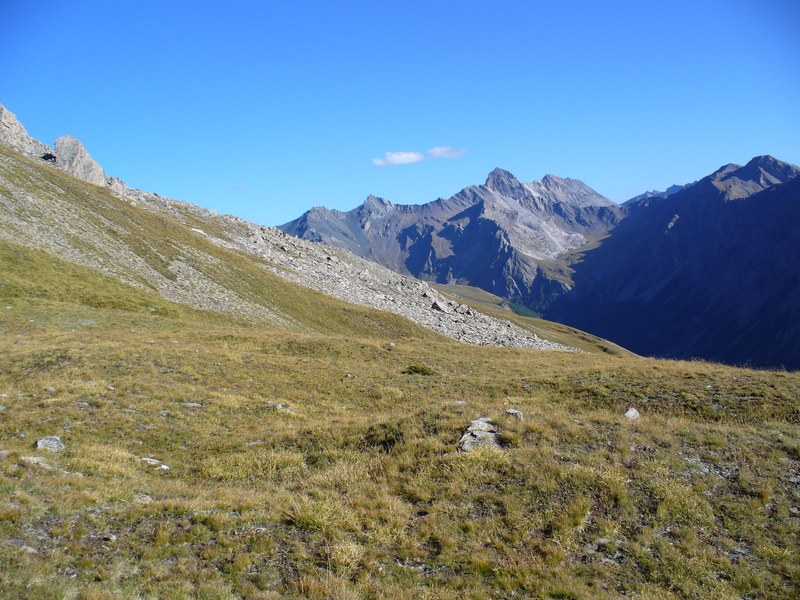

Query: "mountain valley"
<box><xmin>283</xmin><ymin>157</ymin><xmax>800</xmax><ymax>369</ymax></box>
<box><xmin>1</xmin><ymin>104</ymin><xmax>799</xmax><ymax>598</ymax></box>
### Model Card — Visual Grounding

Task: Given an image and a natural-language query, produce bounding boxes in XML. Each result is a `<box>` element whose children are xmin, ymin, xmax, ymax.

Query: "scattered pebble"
<box><xmin>506</xmin><ymin>408</ymin><xmax>524</xmax><ymax>420</ymax></box>
<box><xmin>44</xmin><ymin>386</ymin><xmax>57</xmax><ymax>393</ymax></box>
<box><xmin>19</xmin><ymin>545</ymin><xmax>38</xmax><ymax>555</ymax></box>
<box><xmin>138</xmin><ymin>457</ymin><xmax>169</xmax><ymax>470</ymax></box>
<box><xmin>0</xmin><ymin>449</ymin><xmax>11</xmax><ymax>458</ymax></box>
<box><xmin>265</xmin><ymin>402</ymin><xmax>295</xmax><ymax>414</ymax></box>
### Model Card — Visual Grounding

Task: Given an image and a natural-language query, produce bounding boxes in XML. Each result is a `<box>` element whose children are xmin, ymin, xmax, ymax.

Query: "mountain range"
<box><xmin>282</xmin><ymin>156</ymin><xmax>800</xmax><ymax>369</ymax></box>
<box><xmin>281</xmin><ymin>169</ymin><xmax>625</xmax><ymax>311</ymax></box>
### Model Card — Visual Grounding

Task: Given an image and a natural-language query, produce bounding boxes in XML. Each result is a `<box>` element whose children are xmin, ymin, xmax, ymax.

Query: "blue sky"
<box><xmin>2</xmin><ymin>1</ymin><xmax>799</xmax><ymax>225</ymax></box>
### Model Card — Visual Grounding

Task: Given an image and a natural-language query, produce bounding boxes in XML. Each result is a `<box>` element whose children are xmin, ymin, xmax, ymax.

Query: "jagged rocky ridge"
<box><xmin>0</xmin><ymin>103</ymin><xmax>568</xmax><ymax>351</ymax></box>
<box><xmin>281</xmin><ymin>168</ymin><xmax>624</xmax><ymax>311</ymax></box>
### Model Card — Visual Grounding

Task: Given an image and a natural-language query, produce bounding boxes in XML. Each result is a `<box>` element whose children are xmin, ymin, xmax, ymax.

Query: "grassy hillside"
<box><xmin>2</xmin><ymin>240</ymin><xmax>799</xmax><ymax>598</ymax></box>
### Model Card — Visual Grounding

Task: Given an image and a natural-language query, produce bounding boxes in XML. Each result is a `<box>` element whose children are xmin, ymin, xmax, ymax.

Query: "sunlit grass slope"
<box><xmin>1</xmin><ymin>239</ymin><xmax>799</xmax><ymax>599</ymax></box>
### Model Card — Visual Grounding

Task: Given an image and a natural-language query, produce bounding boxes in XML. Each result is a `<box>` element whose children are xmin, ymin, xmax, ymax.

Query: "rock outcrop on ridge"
<box><xmin>54</xmin><ymin>135</ymin><xmax>107</xmax><ymax>187</ymax></box>
<box><xmin>0</xmin><ymin>104</ymin><xmax>53</xmax><ymax>159</ymax></box>
<box><xmin>0</xmin><ymin>104</ymin><xmax>106</xmax><ymax>187</ymax></box>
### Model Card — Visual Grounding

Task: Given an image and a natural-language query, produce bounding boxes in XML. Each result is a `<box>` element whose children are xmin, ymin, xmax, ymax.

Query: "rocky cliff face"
<box><xmin>0</xmin><ymin>104</ymin><xmax>53</xmax><ymax>159</ymax></box>
<box><xmin>54</xmin><ymin>135</ymin><xmax>107</xmax><ymax>187</ymax></box>
<box><xmin>547</xmin><ymin>156</ymin><xmax>800</xmax><ymax>368</ymax></box>
<box><xmin>281</xmin><ymin>169</ymin><xmax>624</xmax><ymax>311</ymax></box>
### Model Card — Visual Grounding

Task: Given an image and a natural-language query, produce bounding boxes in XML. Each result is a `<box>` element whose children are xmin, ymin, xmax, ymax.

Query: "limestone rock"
<box><xmin>458</xmin><ymin>417</ymin><xmax>502</xmax><ymax>452</ymax></box>
<box><xmin>0</xmin><ymin>104</ymin><xmax>53</xmax><ymax>158</ymax></box>
<box><xmin>624</xmin><ymin>407</ymin><xmax>640</xmax><ymax>421</ymax></box>
<box><xmin>35</xmin><ymin>435</ymin><xmax>65</xmax><ymax>452</ymax></box>
<box><xmin>54</xmin><ymin>136</ymin><xmax>107</xmax><ymax>187</ymax></box>
<box><xmin>506</xmin><ymin>408</ymin><xmax>524</xmax><ymax>420</ymax></box>
<box><xmin>431</xmin><ymin>300</ymin><xmax>449</xmax><ymax>312</ymax></box>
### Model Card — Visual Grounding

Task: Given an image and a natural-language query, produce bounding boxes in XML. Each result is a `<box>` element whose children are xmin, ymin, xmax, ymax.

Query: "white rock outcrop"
<box><xmin>54</xmin><ymin>136</ymin><xmax>106</xmax><ymax>186</ymax></box>
<box><xmin>0</xmin><ymin>104</ymin><xmax>52</xmax><ymax>159</ymax></box>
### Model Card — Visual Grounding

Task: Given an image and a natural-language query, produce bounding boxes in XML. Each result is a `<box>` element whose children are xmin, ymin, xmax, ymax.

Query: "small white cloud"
<box><xmin>372</xmin><ymin>151</ymin><xmax>426</xmax><ymax>167</ymax></box>
<box><xmin>427</xmin><ymin>146</ymin><xmax>466</xmax><ymax>159</ymax></box>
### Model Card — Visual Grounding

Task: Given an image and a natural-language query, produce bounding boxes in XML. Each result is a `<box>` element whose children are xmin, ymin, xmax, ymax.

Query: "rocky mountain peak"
<box><xmin>360</xmin><ymin>195</ymin><xmax>395</xmax><ymax>217</ymax></box>
<box><xmin>0</xmin><ymin>103</ymin><xmax>52</xmax><ymax>159</ymax></box>
<box><xmin>485</xmin><ymin>167</ymin><xmax>526</xmax><ymax>198</ymax></box>
<box><xmin>707</xmin><ymin>155</ymin><xmax>800</xmax><ymax>199</ymax></box>
<box><xmin>54</xmin><ymin>136</ymin><xmax>107</xmax><ymax>187</ymax></box>
<box><xmin>737</xmin><ymin>155</ymin><xmax>799</xmax><ymax>187</ymax></box>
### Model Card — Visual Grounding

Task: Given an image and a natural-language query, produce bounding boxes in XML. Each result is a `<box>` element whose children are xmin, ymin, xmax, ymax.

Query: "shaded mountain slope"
<box><xmin>547</xmin><ymin>156</ymin><xmax>800</xmax><ymax>369</ymax></box>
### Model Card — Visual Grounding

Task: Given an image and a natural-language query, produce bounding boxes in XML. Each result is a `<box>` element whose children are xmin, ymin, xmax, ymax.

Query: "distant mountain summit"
<box><xmin>281</xmin><ymin>169</ymin><xmax>624</xmax><ymax>310</ymax></box>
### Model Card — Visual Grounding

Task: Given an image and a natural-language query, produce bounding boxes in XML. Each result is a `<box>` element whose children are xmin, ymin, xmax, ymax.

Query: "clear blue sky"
<box><xmin>2</xmin><ymin>1</ymin><xmax>799</xmax><ymax>225</ymax></box>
